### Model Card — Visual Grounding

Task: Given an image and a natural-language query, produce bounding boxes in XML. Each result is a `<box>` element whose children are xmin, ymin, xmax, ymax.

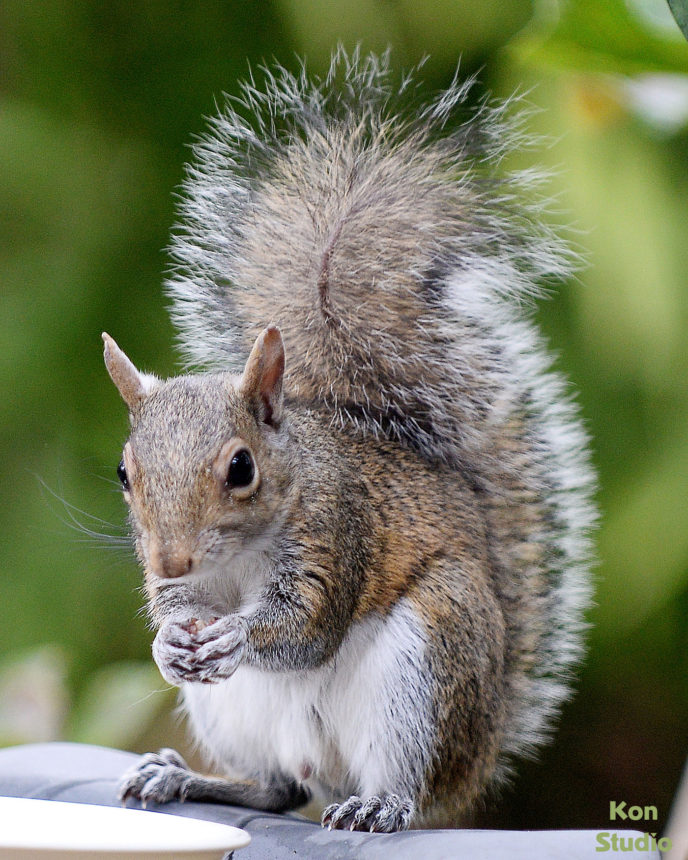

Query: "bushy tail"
<box><xmin>166</xmin><ymin>49</ymin><xmax>596</xmax><ymax>773</ymax></box>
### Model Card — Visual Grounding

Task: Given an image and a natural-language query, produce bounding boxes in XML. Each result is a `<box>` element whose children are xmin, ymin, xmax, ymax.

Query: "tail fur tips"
<box><xmin>166</xmin><ymin>51</ymin><xmax>575</xmax><ymax>441</ymax></box>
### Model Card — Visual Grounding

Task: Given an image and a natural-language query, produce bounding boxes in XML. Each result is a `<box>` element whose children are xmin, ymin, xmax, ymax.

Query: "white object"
<box><xmin>0</xmin><ymin>796</ymin><xmax>250</xmax><ymax>859</ymax></box>
<box><xmin>624</xmin><ymin>74</ymin><xmax>688</xmax><ymax>132</ymax></box>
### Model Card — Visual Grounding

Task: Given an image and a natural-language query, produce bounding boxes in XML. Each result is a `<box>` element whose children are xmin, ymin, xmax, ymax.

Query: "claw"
<box><xmin>321</xmin><ymin>802</ymin><xmax>337</xmax><ymax>828</ymax></box>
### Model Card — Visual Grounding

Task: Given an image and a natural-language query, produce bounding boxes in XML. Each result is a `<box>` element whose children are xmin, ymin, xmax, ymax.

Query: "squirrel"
<box><xmin>105</xmin><ymin>50</ymin><xmax>595</xmax><ymax>832</ymax></box>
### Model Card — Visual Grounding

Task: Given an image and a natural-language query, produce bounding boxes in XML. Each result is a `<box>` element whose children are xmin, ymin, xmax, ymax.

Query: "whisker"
<box><xmin>32</xmin><ymin>472</ymin><xmax>132</xmax><ymax>549</ymax></box>
<box><xmin>90</xmin><ymin>473</ymin><xmax>126</xmax><ymax>490</ymax></box>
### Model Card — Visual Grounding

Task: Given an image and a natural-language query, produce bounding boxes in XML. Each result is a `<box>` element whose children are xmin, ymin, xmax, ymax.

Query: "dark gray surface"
<box><xmin>0</xmin><ymin>743</ymin><xmax>659</xmax><ymax>858</ymax></box>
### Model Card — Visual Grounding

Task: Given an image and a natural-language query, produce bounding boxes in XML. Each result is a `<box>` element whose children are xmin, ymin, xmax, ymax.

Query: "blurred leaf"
<box><xmin>67</xmin><ymin>661</ymin><xmax>174</xmax><ymax>749</ymax></box>
<box><xmin>667</xmin><ymin>0</ymin><xmax>688</xmax><ymax>38</ymax></box>
<box><xmin>512</xmin><ymin>0</ymin><xmax>688</xmax><ymax>76</ymax></box>
<box><xmin>0</xmin><ymin>647</ymin><xmax>69</xmax><ymax>747</ymax></box>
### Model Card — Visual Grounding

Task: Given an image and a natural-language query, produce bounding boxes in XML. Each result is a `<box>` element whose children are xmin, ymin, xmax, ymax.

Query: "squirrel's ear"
<box><xmin>102</xmin><ymin>333</ymin><xmax>156</xmax><ymax>413</ymax></box>
<box><xmin>240</xmin><ymin>326</ymin><xmax>285</xmax><ymax>427</ymax></box>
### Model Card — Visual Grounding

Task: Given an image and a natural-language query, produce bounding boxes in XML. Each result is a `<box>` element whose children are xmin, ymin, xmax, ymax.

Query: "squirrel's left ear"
<box><xmin>240</xmin><ymin>326</ymin><xmax>285</xmax><ymax>427</ymax></box>
<box><xmin>102</xmin><ymin>333</ymin><xmax>157</xmax><ymax>414</ymax></box>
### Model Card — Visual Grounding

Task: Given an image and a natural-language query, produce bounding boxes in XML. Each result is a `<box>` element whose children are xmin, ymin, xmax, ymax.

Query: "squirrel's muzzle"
<box><xmin>148</xmin><ymin>537</ymin><xmax>195</xmax><ymax>579</ymax></box>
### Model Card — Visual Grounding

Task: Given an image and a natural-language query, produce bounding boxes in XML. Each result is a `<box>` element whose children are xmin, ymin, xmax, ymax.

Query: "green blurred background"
<box><xmin>1</xmin><ymin>0</ymin><xmax>687</xmax><ymax>834</ymax></box>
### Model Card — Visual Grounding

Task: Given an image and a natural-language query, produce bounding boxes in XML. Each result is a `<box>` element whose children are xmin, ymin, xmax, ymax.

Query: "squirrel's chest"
<box><xmin>180</xmin><ymin>598</ymin><xmax>431</xmax><ymax>795</ymax></box>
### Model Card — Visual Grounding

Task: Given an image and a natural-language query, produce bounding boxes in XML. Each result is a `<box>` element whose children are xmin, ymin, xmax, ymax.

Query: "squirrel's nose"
<box><xmin>148</xmin><ymin>538</ymin><xmax>195</xmax><ymax>579</ymax></box>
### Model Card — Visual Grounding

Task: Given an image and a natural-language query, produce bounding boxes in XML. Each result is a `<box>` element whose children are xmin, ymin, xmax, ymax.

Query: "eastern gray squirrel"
<box><xmin>106</xmin><ymin>51</ymin><xmax>595</xmax><ymax>832</ymax></box>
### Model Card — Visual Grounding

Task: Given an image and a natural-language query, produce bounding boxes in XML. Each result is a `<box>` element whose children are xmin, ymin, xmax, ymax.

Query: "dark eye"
<box><xmin>227</xmin><ymin>449</ymin><xmax>254</xmax><ymax>488</ymax></box>
<box><xmin>117</xmin><ymin>459</ymin><xmax>129</xmax><ymax>490</ymax></box>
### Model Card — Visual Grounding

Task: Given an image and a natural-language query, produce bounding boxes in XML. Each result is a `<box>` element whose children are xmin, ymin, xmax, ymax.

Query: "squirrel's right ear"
<box><xmin>102</xmin><ymin>333</ymin><xmax>157</xmax><ymax>413</ymax></box>
<box><xmin>240</xmin><ymin>326</ymin><xmax>285</xmax><ymax>427</ymax></box>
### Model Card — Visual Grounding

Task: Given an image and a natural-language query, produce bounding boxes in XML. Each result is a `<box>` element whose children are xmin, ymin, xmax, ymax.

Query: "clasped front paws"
<box><xmin>152</xmin><ymin>614</ymin><xmax>247</xmax><ymax>686</ymax></box>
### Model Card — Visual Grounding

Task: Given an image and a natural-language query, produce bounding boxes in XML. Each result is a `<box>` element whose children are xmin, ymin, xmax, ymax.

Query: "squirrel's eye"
<box><xmin>117</xmin><ymin>459</ymin><xmax>129</xmax><ymax>490</ymax></box>
<box><xmin>227</xmin><ymin>449</ymin><xmax>254</xmax><ymax>488</ymax></box>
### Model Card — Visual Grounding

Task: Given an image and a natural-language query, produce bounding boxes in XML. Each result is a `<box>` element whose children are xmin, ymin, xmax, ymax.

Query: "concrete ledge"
<box><xmin>0</xmin><ymin>743</ymin><xmax>661</xmax><ymax>859</ymax></box>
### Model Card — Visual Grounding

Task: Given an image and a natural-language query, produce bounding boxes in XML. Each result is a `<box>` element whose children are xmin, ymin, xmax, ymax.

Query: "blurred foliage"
<box><xmin>513</xmin><ymin>0</ymin><xmax>688</xmax><ymax>74</ymax></box>
<box><xmin>0</xmin><ymin>648</ymin><xmax>173</xmax><ymax>751</ymax></box>
<box><xmin>1</xmin><ymin>0</ymin><xmax>687</xmax><ymax>834</ymax></box>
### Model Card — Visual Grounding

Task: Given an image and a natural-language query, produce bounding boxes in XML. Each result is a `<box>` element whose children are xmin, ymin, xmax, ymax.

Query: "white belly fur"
<box><xmin>181</xmin><ymin>597</ymin><xmax>433</xmax><ymax>799</ymax></box>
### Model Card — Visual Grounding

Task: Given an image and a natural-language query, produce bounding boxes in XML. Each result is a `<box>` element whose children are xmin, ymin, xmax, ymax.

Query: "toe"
<box><xmin>370</xmin><ymin>794</ymin><xmax>413</xmax><ymax>833</ymax></box>
<box><xmin>350</xmin><ymin>795</ymin><xmax>383</xmax><ymax>831</ymax></box>
<box><xmin>325</xmin><ymin>796</ymin><xmax>362</xmax><ymax>830</ymax></box>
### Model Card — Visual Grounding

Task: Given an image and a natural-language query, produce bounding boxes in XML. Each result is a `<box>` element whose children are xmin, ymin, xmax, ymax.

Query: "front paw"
<box><xmin>322</xmin><ymin>794</ymin><xmax>413</xmax><ymax>832</ymax></box>
<box><xmin>152</xmin><ymin>619</ymin><xmax>200</xmax><ymax>686</ymax></box>
<box><xmin>188</xmin><ymin>614</ymin><xmax>248</xmax><ymax>682</ymax></box>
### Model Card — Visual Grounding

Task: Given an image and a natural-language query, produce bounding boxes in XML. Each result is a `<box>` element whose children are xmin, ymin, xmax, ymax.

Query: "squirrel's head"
<box><xmin>102</xmin><ymin>327</ymin><xmax>289</xmax><ymax>585</ymax></box>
